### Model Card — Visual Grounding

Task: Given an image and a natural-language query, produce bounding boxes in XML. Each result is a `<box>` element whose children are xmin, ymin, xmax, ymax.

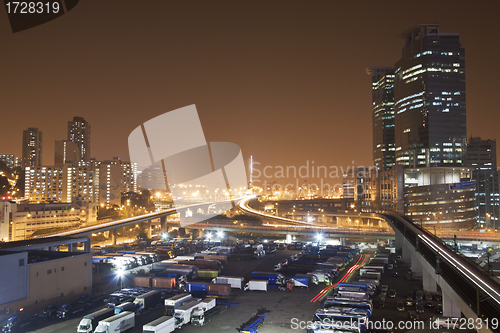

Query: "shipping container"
<box><xmin>131</xmin><ymin>276</ymin><xmax>152</xmax><ymax>288</ymax></box>
<box><xmin>197</xmin><ymin>270</ymin><xmax>218</xmax><ymax>279</ymax></box>
<box><xmin>152</xmin><ymin>277</ymin><xmax>176</xmax><ymax>289</ymax></box>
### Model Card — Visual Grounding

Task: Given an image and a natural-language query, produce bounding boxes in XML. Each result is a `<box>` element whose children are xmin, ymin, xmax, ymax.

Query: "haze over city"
<box><xmin>1</xmin><ymin>1</ymin><xmax>500</xmax><ymax>182</ymax></box>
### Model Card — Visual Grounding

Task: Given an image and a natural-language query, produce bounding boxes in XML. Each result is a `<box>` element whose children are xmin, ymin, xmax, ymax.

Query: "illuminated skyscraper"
<box><xmin>367</xmin><ymin>67</ymin><xmax>395</xmax><ymax>171</ymax></box>
<box><xmin>68</xmin><ymin>116</ymin><xmax>91</xmax><ymax>162</ymax></box>
<box><xmin>394</xmin><ymin>24</ymin><xmax>466</xmax><ymax>167</ymax></box>
<box><xmin>22</xmin><ymin>127</ymin><xmax>43</xmax><ymax>168</ymax></box>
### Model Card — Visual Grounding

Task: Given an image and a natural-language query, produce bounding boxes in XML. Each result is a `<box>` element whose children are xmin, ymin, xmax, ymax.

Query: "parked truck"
<box><xmin>185</xmin><ymin>283</ymin><xmax>231</xmax><ymax>297</ymax></box>
<box><xmin>291</xmin><ymin>274</ymin><xmax>317</xmax><ymax>288</ymax></box>
<box><xmin>142</xmin><ymin>316</ymin><xmax>175</xmax><ymax>333</ymax></box>
<box><xmin>134</xmin><ymin>290</ymin><xmax>161</xmax><ymax>313</ymax></box>
<box><xmin>77</xmin><ymin>308</ymin><xmax>115</xmax><ymax>333</ymax></box>
<box><xmin>173</xmin><ymin>299</ymin><xmax>203</xmax><ymax>329</ymax></box>
<box><xmin>164</xmin><ymin>294</ymin><xmax>193</xmax><ymax>316</ymax></box>
<box><xmin>244</xmin><ymin>280</ymin><xmax>268</xmax><ymax>291</ymax></box>
<box><xmin>308</xmin><ymin>271</ymin><xmax>332</xmax><ymax>284</ymax></box>
<box><xmin>211</xmin><ymin>276</ymin><xmax>244</xmax><ymax>289</ymax></box>
<box><xmin>251</xmin><ymin>272</ymin><xmax>285</xmax><ymax>285</ymax></box>
<box><xmin>191</xmin><ymin>298</ymin><xmax>217</xmax><ymax>326</ymax></box>
<box><xmin>114</xmin><ymin>302</ymin><xmax>136</xmax><ymax>315</ymax></box>
<box><xmin>94</xmin><ymin>311</ymin><xmax>135</xmax><ymax>333</ymax></box>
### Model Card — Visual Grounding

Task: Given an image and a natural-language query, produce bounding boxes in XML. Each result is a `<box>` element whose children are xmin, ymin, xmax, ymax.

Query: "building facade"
<box><xmin>464</xmin><ymin>137</ymin><xmax>496</xmax><ymax>170</ymax></box>
<box><xmin>68</xmin><ymin>117</ymin><xmax>91</xmax><ymax>162</ymax></box>
<box><xmin>368</xmin><ymin>67</ymin><xmax>395</xmax><ymax>171</ymax></box>
<box><xmin>24</xmin><ymin>165</ymin><xmax>99</xmax><ymax>204</ymax></box>
<box><xmin>393</xmin><ymin>24</ymin><xmax>466</xmax><ymax>168</ymax></box>
<box><xmin>0</xmin><ymin>201</ymin><xmax>97</xmax><ymax>241</ymax></box>
<box><xmin>0</xmin><ymin>238</ymin><xmax>92</xmax><ymax>323</ymax></box>
<box><xmin>54</xmin><ymin>140</ymin><xmax>80</xmax><ymax>166</ymax></box>
<box><xmin>403</xmin><ymin>167</ymin><xmax>476</xmax><ymax>230</ymax></box>
<box><xmin>22</xmin><ymin>128</ymin><xmax>43</xmax><ymax>168</ymax></box>
<box><xmin>0</xmin><ymin>155</ymin><xmax>16</xmax><ymax>170</ymax></box>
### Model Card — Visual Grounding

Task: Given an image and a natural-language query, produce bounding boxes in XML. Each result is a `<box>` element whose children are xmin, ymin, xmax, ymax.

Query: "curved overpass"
<box><xmin>239</xmin><ymin>197</ymin><xmax>500</xmax><ymax>331</ymax></box>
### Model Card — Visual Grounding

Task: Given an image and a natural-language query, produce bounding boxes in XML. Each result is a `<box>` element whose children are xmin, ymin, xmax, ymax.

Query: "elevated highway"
<box><xmin>238</xmin><ymin>197</ymin><xmax>500</xmax><ymax>333</ymax></box>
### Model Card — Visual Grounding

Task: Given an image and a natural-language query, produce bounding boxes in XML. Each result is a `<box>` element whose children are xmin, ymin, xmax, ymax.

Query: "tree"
<box><xmin>190</xmin><ymin>229</ymin><xmax>199</xmax><ymax>240</ymax></box>
<box><xmin>169</xmin><ymin>229</ymin><xmax>179</xmax><ymax>239</ymax></box>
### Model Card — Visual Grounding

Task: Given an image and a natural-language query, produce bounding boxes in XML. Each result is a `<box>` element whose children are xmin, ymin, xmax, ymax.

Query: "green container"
<box><xmin>197</xmin><ymin>270</ymin><xmax>218</xmax><ymax>278</ymax></box>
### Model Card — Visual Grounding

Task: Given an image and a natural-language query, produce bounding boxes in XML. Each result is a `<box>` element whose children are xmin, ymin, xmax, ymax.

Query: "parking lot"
<box><xmin>19</xmin><ymin>244</ymin><xmax>479</xmax><ymax>333</ymax></box>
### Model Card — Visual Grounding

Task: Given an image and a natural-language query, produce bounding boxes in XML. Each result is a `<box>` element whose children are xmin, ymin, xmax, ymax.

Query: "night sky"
<box><xmin>1</xmin><ymin>1</ymin><xmax>499</xmax><ymax>184</ymax></box>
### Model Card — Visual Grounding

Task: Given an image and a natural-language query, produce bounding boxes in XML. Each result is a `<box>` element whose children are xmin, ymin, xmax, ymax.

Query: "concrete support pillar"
<box><xmin>160</xmin><ymin>216</ymin><xmax>167</xmax><ymax>234</ymax></box>
<box><xmin>286</xmin><ymin>234</ymin><xmax>292</xmax><ymax>243</ymax></box>
<box><xmin>112</xmin><ymin>229</ymin><xmax>117</xmax><ymax>245</ymax></box>
<box><xmin>67</xmin><ymin>243</ymin><xmax>73</xmax><ymax>252</ymax></box>
<box><xmin>48</xmin><ymin>246</ymin><xmax>53</xmax><ymax>251</ymax></box>
<box><xmin>84</xmin><ymin>240</ymin><xmax>90</xmax><ymax>253</ymax></box>
<box><xmin>411</xmin><ymin>252</ymin><xmax>422</xmax><ymax>276</ymax></box>
<box><xmin>340</xmin><ymin>237</ymin><xmax>346</xmax><ymax>246</ymax></box>
<box><xmin>423</xmin><ymin>269</ymin><xmax>437</xmax><ymax>292</ymax></box>
<box><xmin>402</xmin><ymin>242</ymin><xmax>411</xmax><ymax>263</ymax></box>
<box><xmin>443</xmin><ymin>291</ymin><xmax>461</xmax><ymax>318</ymax></box>
<box><xmin>148</xmin><ymin>220</ymin><xmax>152</xmax><ymax>238</ymax></box>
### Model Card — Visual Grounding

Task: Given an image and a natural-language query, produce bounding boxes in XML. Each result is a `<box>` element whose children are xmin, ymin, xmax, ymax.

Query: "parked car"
<box><xmin>425</xmin><ymin>300</ymin><xmax>434</xmax><ymax>308</ymax></box>
<box><xmin>388</xmin><ymin>289</ymin><xmax>397</xmax><ymax>298</ymax></box>
<box><xmin>41</xmin><ymin>304</ymin><xmax>57</xmax><ymax>320</ymax></box>
<box><xmin>415</xmin><ymin>290</ymin><xmax>423</xmax><ymax>300</ymax></box>
<box><xmin>408</xmin><ymin>310</ymin><xmax>419</xmax><ymax>320</ymax></box>
<box><xmin>434</xmin><ymin>293</ymin><xmax>443</xmax><ymax>301</ymax></box>
<box><xmin>397</xmin><ymin>299</ymin><xmax>405</xmax><ymax>311</ymax></box>
<box><xmin>436</xmin><ymin>303</ymin><xmax>443</xmax><ymax>314</ymax></box>
<box><xmin>424</xmin><ymin>293</ymin><xmax>433</xmax><ymax>301</ymax></box>
<box><xmin>387</xmin><ymin>264</ymin><xmax>393</xmax><ymax>270</ymax></box>
<box><xmin>392</xmin><ymin>271</ymin><xmax>398</xmax><ymax>277</ymax></box>
<box><xmin>405</xmin><ymin>296</ymin><xmax>414</xmax><ymax>307</ymax></box>
<box><xmin>380</xmin><ymin>285</ymin><xmax>389</xmax><ymax>294</ymax></box>
<box><xmin>377</xmin><ymin>297</ymin><xmax>385</xmax><ymax>309</ymax></box>
<box><xmin>415</xmin><ymin>304</ymin><xmax>425</xmax><ymax>313</ymax></box>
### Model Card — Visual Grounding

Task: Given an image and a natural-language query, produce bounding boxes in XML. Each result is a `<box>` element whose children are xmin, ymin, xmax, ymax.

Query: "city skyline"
<box><xmin>1</xmin><ymin>1</ymin><xmax>500</xmax><ymax>181</ymax></box>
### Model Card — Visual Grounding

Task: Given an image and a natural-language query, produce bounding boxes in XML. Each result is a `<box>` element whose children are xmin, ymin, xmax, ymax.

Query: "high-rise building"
<box><xmin>22</xmin><ymin>128</ymin><xmax>43</xmax><ymax>168</ymax></box>
<box><xmin>24</xmin><ymin>165</ymin><xmax>99</xmax><ymax>203</ymax></box>
<box><xmin>0</xmin><ymin>155</ymin><xmax>16</xmax><ymax>170</ymax></box>
<box><xmin>367</xmin><ymin>67</ymin><xmax>395</xmax><ymax>171</ymax></box>
<box><xmin>68</xmin><ymin>117</ymin><xmax>91</xmax><ymax>162</ymax></box>
<box><xmin>54</xmin><ymin>140</ymin><xmax>80</xmax><ymax>166</ymax></box>
<box><xmin>464</xmin><ymin>137</ymin><xmax>497</xmax><ymax>170</ymax></box>
<box><xmin>393</xmin><ymin>24</ymin><xmax>466</xmax><ymax>168</ymax></box>
<box><xmin>98</xmin><ymin>157</ymin><xmax>137</xmax><ymax>208</ymax></box>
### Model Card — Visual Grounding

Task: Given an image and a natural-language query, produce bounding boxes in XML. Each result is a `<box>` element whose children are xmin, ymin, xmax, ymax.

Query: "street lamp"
<box><xmin>116</xmin><ymin>269</ymin><xmax>125</xmax><ymax>290</ymax></box>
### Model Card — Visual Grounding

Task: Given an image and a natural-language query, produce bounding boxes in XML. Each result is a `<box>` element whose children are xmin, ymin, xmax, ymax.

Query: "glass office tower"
<box><xmin>368</xmin><ymin>67</ymin><xmax>395</xmax><ymax>171</ymax></box>
<box><xmin>393</xmin><ymin>24</ymin><xmax>466</xmax><ymax>167</ymax></box>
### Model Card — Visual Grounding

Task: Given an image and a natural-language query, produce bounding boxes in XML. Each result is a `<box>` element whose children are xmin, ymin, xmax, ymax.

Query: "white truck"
<box><xmin>308</xmin><ymin>271</ymin><xmax>332</xmax><ymax>284</ymax></box>
<box><xmin>173</xmin><ymin>299</ymin><xmax>203</xmax><ymax>329</ymax></box>
<box><xmin>94</xmin><ymin>311</ymin><xmax>135</xmax><ymax>333</ymax></box>
<box><xmin>244</xmin><ymin>280</ymin><xmax>268</xmax><ymax>291</ymax></box>
<box><xmin>164</xmin><ymin>294</ymin><xmax>193</xmax><ymax>316</ymax></box>
<box><xmin>143</xmin><ymin>316</ymin><xmax>175</xmax><ymax>333</ymax></box>
<box><xmin>191</xmin><ymin>298</ymin><xmax>216</xmax><ymax>326</ymax></box>
<box><xmin>77</xmin><ymin>308</ymin><xmax>115</xmax><ymax>333</ymax></box>
<box><xmin>211</xmin><ymin>276</ymin><xmax>244</xmax><ymax>289</ymax></box>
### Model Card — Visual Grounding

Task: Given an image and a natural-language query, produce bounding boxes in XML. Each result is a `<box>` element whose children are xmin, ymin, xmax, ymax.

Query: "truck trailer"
<box><xmin>173</xmin><ymin>299</ymin><xmax>203</xmax><ymax>329</ymax></box>
<box><xmin>244</xmin><ymin>280</ymin><xmax>268</xmax><ymax>291</ymax></box>
<box><xmin>164</xmin><ymin>294</ymin><xmax>193</xmax><ymax>316</ymax></box>
<box><xmin>251</xmin><ymin>272</ymin><xmax>285</xmax><ymax>285</ymax></box>
<box><xmin>94</xmin><ymin>311</ymin><xmax>135</xmax><ymax>333</ymax></box>
<box><xmin>134</xmin><ymin>290</ymin><xmax>161</xmax><ymax>313</ymax></box>
<box><xmin>77</xmin><ymin>308</ymin><xmax>114</xmax><ymax>333</ymax></box>
<box><xmin>190</xmin><ymin>298</ymin><xmax>217</xmax><ymax>326</ymax></box>
<box><xmin>211</xmin><ymin>276</ymin><xmax>244</xmax><ymax>289</ymax></box>
<box><xmin>142</xmin><ymin>316</ymin><xmax>175</xmax><ymax>333</ymax></box>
